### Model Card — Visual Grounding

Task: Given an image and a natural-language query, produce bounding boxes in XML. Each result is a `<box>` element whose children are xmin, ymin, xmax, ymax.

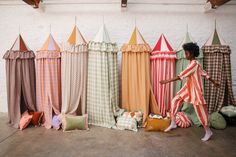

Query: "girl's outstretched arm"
<box><xmin>208</xmin><ymin>77</ymin><xmax>220</xmax><ymax>88</ymax></box>
<box><xmin>160</xmin><ymin>76</ymin><xmax>181</xmax><ymax>84</ymax></box>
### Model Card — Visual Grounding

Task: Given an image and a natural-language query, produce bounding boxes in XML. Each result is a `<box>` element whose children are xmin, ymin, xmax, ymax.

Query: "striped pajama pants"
<box><xmin>170</xmin><ymin>95</ymin><xmax>209</xmax><ymax>127</ymax></box>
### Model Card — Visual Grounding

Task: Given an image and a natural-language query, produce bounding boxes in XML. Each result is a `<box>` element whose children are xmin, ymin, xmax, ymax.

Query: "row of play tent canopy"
<box><xmin>3</xmin><ymin>24</ymin><xmax>235</xmax><ymax>129</ymax></box>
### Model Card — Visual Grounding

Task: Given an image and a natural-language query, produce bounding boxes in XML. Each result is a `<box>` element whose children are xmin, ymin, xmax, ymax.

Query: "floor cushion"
<box><xmin>116</xmin><ymin>116</ymin><xmax>138</xmax><ymax>132</ymax></box>
<box><xmin>220</xmin><ymin>106</ymin><xmax>236</xmax><ymax>118</ymax></box>
<box><xmin>175</xmin><ymin>112</ymin><xmax>191</xmax><ymax>128</ymax></box>
<box><xmin>145</xmin><ymin>117</ymin><xmax>170</xmax><ymax>132</ymax></box>
<box><xmin>52</xmin><ymin>115</ymin><xmax>62</xmax><ymax>130</ymax></box>
<box><xmin>19</xmin><ymin>111</ymin><xmax>33</xmax><ymax>130</ymax></box>
<box><xmin>210</xmin><ymin>112</ymin><xmax>227</xmax><ymax>130</ymax></box>
<box><xmin>29</xmin><ymin>111</ymin><xmax>43</xmax><ymax>126</ymax></box>
<box><xmin>61</xmin><ymin>114</ymin><xmax>88</xmax><ymax>132</ymax></box>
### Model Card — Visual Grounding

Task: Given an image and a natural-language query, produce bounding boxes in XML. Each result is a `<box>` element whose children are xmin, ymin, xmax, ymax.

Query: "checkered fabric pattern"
<box><xmin>36</xmin><ymin>52</ymin><xmax>61</xmax><ymax>129</ymax></box>
<box><xmin>202</xmin><ymin>45</ymin><xmax>235</xmax><ymax>113</ymax></box>
<box><xmin>116</xmin><ymin>116</ymin><xmax>138</xmax><ymax>132</ymax></box>
<box><xmin>86</xmin><ymin>41</ymin><xmax>121</xmax><ymax>128</ymax></box>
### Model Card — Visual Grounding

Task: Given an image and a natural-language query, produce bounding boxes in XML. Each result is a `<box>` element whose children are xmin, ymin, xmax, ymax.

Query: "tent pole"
<box><xmin>75</xmin><ymin>16</ymin><xmax>77</xmax><ymax>26</ymax></box>
<box><xmin>19</xmin><ymin>25</ymin><xmax>21</xmax><ymax>35</ymax></box>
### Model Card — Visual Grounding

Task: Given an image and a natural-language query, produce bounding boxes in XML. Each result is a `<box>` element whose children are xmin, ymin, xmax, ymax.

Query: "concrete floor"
<box><xmin>0</xmin><ymin>113</ymin><xmax>236</xmax><ymax>157</ymax></box>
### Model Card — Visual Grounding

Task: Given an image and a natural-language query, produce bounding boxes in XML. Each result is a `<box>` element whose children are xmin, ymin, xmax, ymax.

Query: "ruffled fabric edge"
<box><xmin>3</xmin><ymin>50</ymin><xmax>35</xmax><ymax>59</ymax></box>
<box><xmin>121</xmin><ymin>44</ymin><xmax>151</xmax><ymax>53</ymax></box>
<box><xmin>61</xmin><ymin>43</ymin><xmax>88</xmax><ymax>54</ymax></box>
<box><xmin>88</xmin><ymin>41</ymin><xmax>118</xmax><ymax>53</ymax></box>
<box><xmin>202</xmin><ymin>45</ymin><xmax>231</xmax><ymax>54</ymax></box>
<box><xmin>36</xmin><ymin>51</ymin><xmax>61</xmax><ymax>59</ymax></box>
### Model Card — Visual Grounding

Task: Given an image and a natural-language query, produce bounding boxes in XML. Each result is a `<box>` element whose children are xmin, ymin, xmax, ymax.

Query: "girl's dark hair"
<box><xmin>182</xmin><ymin>42</ymin><xmax>200</xmax><ymax>57</ymax></box>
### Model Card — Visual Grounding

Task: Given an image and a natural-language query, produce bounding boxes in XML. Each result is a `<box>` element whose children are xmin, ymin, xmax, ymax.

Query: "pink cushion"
<box><xmin>19</xmin><ymin>111</ymin><xmax>33</xmax><ymax>130</ymax></box>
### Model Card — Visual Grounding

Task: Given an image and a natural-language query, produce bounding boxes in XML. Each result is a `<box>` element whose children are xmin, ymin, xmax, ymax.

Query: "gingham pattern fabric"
<box><xmin>202</xmin><ymin>45</ymin><xmax>235</xmax><ymax>113</ymax></box>
<box><xmin>87</xmin><ymin>42</ymin><xmax>121</xmax><ymax>128</ymax></box>
<box><xmin>175</xmin><ymin>112</ymin><xmax>191</xmax><ymax>128</ymax></box>
<box><xmin>61</xmin><ymin>44</ymin><xmax>88</xmax><ymax>115</ymax></box>
<box><xmin>116</xmin><ymin>116</ymin><xmax>138</xmax><ymax>132</ymax></box>
<box><xmin>36</xmin><ymin>53</ymin><xmax>61</xmax><ymax>129</ymax></box>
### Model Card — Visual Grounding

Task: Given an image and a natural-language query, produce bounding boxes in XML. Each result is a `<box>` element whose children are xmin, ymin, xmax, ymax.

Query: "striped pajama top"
<box><xmin>177</xmin><ymin>60</ymin><xmax>210</xmax><ymax>106</ymax></box>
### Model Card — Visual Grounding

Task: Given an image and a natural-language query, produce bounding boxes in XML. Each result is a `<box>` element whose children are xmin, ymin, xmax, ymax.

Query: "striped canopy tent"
<box><xmin>150</xmin><ymin>34</ymin><xmax>176</xmax><ymax>117</ymax></box>
<box><xmin>87</xmin><ymin>24</ymin><xmax>123</xmax><ymax>128</ymax></box>
<box><xmin>36</xmin><ymin>34</ymin><xmax>61</xmax><ymax>129</ymax></box>
<box><xmin>61</xmin><ymin>25</ymin><xmax>88</xmax><ymax>116</ymax></box>
<box><xmin>202</xmin><ymin>27</ymin><xmax>235</xmax><ymax>113</ymax></box>
<box><xmin>121</xmin><ymin>27</ymin><xmax>159</xmax><ymax>124</ymax></box>
<box><xmin>3</xmin><ymin>34</ymin><xmax>36</xmax><ymax>128</ymax></box>
<box><xmin>175</xmin><ymin>31</ymin><xmax>203</xmax><ymax>126</ymax></box>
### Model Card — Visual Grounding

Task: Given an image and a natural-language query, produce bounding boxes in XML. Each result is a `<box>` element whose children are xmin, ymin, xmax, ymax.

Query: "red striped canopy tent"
<box><xmin>150</xmin><ymin>34</ymin><xmax>176</xmax><ymax>117</ymax></box>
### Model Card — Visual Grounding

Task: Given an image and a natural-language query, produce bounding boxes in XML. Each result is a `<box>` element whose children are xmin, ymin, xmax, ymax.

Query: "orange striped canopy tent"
<box><xmin>36</xmin><ymin>34</ymin><xmax>61</xmax><ymax>129</ymax></box>
<box><xmin>61</xmin><ymin>25</ymin><xmax>88</xmax><ymax>115</ymax></box>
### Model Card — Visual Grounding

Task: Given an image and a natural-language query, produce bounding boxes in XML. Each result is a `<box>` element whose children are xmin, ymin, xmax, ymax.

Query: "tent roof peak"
<box><xmin>40</xmin><ymin>34</ymin><xmax>60</xmax><ymax>51</ymax></box>
<box><xmin>153</xmin><ymin>33</ymin><xmax>173</xmax><ymax>52</ymax></box>
<box><xmin>92</xmin><ymin>24</ymin><xmax>111</xmax><ymax>43</ymax></box>
<box><xmin>67</xmin><ymin>25</ymin><xmax>86</xmax><ymax>45</ymax></box>
<box><xmin>10</xmin><ymin>34</ymin><xmax>30</xmax><ymax>51</ymax></box>
<box><xmin>204</xmin><ymin>28</ymin><xmax>226</xmax><ymax>46</ymax></box>
<box><xmin>128</xmin><ymin>27</ymin><xmax>147</xmax><ymax>45</ymax></box>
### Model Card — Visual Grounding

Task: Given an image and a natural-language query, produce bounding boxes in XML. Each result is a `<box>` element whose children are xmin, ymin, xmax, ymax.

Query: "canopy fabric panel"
<box><xmin>202</xmin><ymin>45</ymin><xmax>235</xmax><ymax>113</ymax></box>
<box><xmin>87</xmin><ymin>24</ymin><xmax>123</xmax><ymax>128</ymax></box>
<box><xmin>61</xmin><ymin>26</ymin><xmax>88</xmax><ymax>115</ymax></box>
<box><xmin>121</xmin><ymin>27</ymin><xmax>159</xmax><ymax>124</ymax></box>
<box><xmin>151</xmin><ymin>34</ymin><xmax>176</xmax><ymax>117</ymax></box>
<box><xmin>36</xmin><ymin>34</ymin><xmax>61</xmax><ymax>129</ymax></box>
<box><xmin>3</xmin><ymin>34</ymin><xmax>36</xmax><ymax>128</ymax></box>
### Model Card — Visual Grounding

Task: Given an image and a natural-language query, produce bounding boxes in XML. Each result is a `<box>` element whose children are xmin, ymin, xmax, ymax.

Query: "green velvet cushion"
<box><xmin>220</xmin><ymin>106</ymin><xmax>236</xmax><ymax>117</ymax></box>
<box><xmin>62</xmin><ymin>114</ymin><xmax>88</xmax><ymax>131</ymax></box>
<box><xmin>209</xmin><ymin>112</ymin><xmax>227</xmax><ymax>130</ymax></box>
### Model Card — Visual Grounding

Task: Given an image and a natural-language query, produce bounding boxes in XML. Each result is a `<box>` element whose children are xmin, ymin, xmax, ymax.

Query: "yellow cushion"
<box><xmin>145</xmin><ymin>118</ymin><xmax>170</xmax><ymax>132</ymax></box>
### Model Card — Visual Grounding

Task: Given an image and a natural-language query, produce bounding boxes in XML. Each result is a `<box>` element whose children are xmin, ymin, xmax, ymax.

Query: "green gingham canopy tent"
<box><xmin>87</xmin><ymin>24</ymin><xmax>123</xmax><ymax>128</ymax></box>
<box><xmin>202</xmin><ymin>27</ymin><xmax>235</xmax><ymax>113</ymax></box>
<box><xmin>175</xmin><ymin>31</ymin><xmax>203</xmax><ymax>126</ymax></box>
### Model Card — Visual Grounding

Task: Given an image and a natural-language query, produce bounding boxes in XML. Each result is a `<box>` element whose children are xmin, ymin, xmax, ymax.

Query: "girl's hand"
<box><xmin>214</xmin><ymin>81</ymin><xmax>220</xmax><ymax>88</ymax></box>
<box><xmin>160</xmin><ymin>80</ymin><xmax>169</xmax><ymax>84</ymax></box>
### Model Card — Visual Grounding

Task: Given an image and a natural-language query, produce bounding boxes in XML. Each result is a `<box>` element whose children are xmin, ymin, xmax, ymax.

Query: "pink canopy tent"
<box><xmin>3</xmin><ymin>34</ymin><xmax>36</xmax><ymax>128</ymax></box>
<box><xmin>150</xmin><ymin>34</ymin><xmax>176</xmax><ymax>117</ymax></box>
<box><xmin>36</xmin><ymin>34</ymin><xmax>61</xmax><ymax>129</ymax></box>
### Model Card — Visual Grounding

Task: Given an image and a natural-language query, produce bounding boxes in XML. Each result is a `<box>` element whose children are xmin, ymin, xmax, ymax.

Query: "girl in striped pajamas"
<box><xmin>160</xmin><ymin>42</ymin><xmax>220</xmax><ymax>141</ymax></box>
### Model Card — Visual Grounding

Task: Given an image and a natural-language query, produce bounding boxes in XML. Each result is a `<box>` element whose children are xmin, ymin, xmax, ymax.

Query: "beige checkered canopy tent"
<box><xmin>87</xmin><ymin>24</ymin><xmax>123</xmax><ymax>128</ymax></box>
<box><xmin>61</xmin><ymin>25</ymin><xmax>88</xmax><ymax>116</ymax></box>
<box><xmin>36</xmin><ymin>34</ymin><xmax>61</xmax><ymax>129</ymax></box>
<box><xmin>202</xmin><ymin>28</ymin><xmax>235</xmax><ymax>113</ymax></box>
<box><xmin>3</xmin><ymin>34</ymin><xmax>36</xmax><ymax>128</ymax></box>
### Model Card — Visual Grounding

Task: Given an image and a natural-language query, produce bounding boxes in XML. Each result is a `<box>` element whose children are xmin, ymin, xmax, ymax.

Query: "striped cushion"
<box><xmin>175</xmin><ymin>112</ymin><xmax>191</xmax><ymax>128</ymax></box>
